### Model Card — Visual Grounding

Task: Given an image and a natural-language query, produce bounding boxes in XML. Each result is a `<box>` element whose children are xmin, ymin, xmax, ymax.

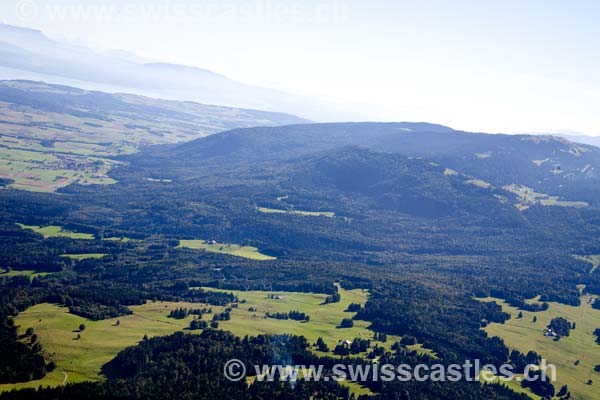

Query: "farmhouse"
<box><xmin>543</xmin><ymin>328</ymin><xmax>557</xmax><ymax>338</ymax></box>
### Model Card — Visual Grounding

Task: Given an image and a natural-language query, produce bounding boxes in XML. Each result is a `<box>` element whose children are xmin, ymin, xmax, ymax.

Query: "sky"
<box><xmin>1</xmin><ymin>0</ymin><xmax>599</xmax><ymax>135</ymax></box>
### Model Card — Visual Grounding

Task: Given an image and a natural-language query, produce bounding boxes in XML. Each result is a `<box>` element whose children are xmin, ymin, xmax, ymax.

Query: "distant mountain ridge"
<box><xmin>554</xmin><ymin>134</ymin><xmax>600</xmax><ymax>148</ymax></box>
<box><xmin>0</xmin><ymin>23</ymin><xmax>341</xmax><ymax>120</ymax></box>
<box><xmin>159</xmin><ymin>122</ymin><xmax>600</xmax><ymax>206</ymax></box>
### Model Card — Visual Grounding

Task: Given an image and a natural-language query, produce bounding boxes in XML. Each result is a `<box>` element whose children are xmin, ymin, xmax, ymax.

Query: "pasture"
<box><xmin>257</xmin><ymin>207</ymin><xmax>335</xmax><ymax>218</ymax></box>
<box><xmin>502</xmin><ymin>184</ymin><xmax>589</xmax><ymax>210</ymax></box>
<box><xmin>0</xmin><ymin>146</ymin><xmax>117</xmax><ymax>192</ymax></box>
<box><xmin>478</xmin><ymin>296</ymin><xmax>600</xmax><ymax>400</ymax></box>
<box><xmin>177</xmin><ymin>239</ymin><xmax>276</xmax><ymax>260</ymax></box>
<box><xmin>1</xmin><ymin>287</ymin><xmax>434</xmax><ymax>395</ymax></box>
<box><xmin>574</xmin><ymin>255</ymin><xmax>600</xmax><ymax>274</ymax></box>
<box><xmin>17</xmin><ymin>224</ymin><xmax>95</xmax><ymax>240</ymax></box>
<box><xmin>0</xmin><ymin>268</ymin><xmax>52</xmax><ymax>280</ymax></box>
<box><xmin>60</xmin><ymin>254</ymin><xmax>107</xmax><ymax>261</ymax></box>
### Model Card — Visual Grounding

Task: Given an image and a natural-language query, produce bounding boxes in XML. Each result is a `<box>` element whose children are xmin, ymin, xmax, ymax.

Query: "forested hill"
<box><xmin>159</xmin><ymin>122</ymin><xmax>600</xmax><ymax>205</ymax></box>
<box><xmin>285</xmin><ymin>147</ymin><xmax>521</xmax><ymax>219</ymax></box>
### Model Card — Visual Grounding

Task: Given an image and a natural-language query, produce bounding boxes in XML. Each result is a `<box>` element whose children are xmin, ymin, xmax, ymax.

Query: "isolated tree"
<box><xmin>79</xmin><ymin>324</ymin><xmax>86</xmax><ymax>331</ymax></box>
<box><xmin>339</xmin><ymin>318</ymin><xmax>354</xmax><ymax>328</ymax></box>
<box><xmin>315</xmin><ymin>337</ymin><xmax>329</xmax><ymax>352</ymax></box>
<box><xmin>46</xmin><ymin>361</ymin><xmax>56</xmax><ymax>372</ymax></box>
<box><xmin>401</xmin><ymin>336</ymin><xmax>418</xmax><ymax>346</ymax></box>
<box><xmin>557</xmin><ymin>384</ymin><xmax>568</xmax><ymax>397</ymax></box>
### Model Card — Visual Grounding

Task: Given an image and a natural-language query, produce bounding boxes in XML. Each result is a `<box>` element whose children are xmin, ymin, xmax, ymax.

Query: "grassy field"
<box><xmin>0</xmin><ymin>146</ymin><xmax>117</xmax><ymax>192</ymax></box>
<box><xmin>1</xmin><ymin>287</ymin><xmax>436</xmax><ymax>395</ymax></box>
<box><xmin>0</xmin><ymin>302</ymin><xmax>194</xmax><ymax>391</ymax></box>
<box><xmin>0</xmin><ymin>268</ymin><xmax>52</xmax><ymax>280</ymax></box>
<box><xmin>257</xmin><ymin>207</ymin><xmax>335</xmax><ymax>218</ymax></box>
<box><xmin>17</xmin><ymin>224</ymin><xmax>95</xmax><ymax>240</ymax></box>
<box><xmin>0</xmin><ymin>83</ymin><xmax>301</xmax><ymax>192</ymax></box>
<box><xmin>0</xmin><ymin>105</ymin><xmax>153</xmax><ymax>191</ymax></box>
<box><xmin>339</xmin><ymin>380</ymin><xmax>374</xmax><ymax>397</ymax></box>
<box><xmin>502</xmin><ymin>184</ymin><xmax>589</xmax><ymax>210</ymax></box>
<box><xmin>103</xmin><ymin>237</ymin><xmax>132</xmax><ymax>243</ymax></box>
<box><xmin>478</xmin><ymin>296</ymin><xmax>600</xmax><ymax>400</ymax></box>
<box><xmin>464</xmin><ymin>178</ymin><xmax>493</xmax><ymax>189</ymax></box>
<box><xmin>60</xmin><ymin>254</ymin><xmax>107</xmax><ymax>261</ymax></box>
<box><xmin>143</xmin><ymin>178</ymin><xmax>173</xmax><ymax>183</ymax></box>
<box><xmin>574</xmin><ymin>255</ymin><xmax>600</xmax><ymax>274</ymax></box>
<box><xmin>177</xmin><ymin>240</ymin><xmax>276</xmax><ymax>260</ymax></box>
<box><xmin>481</xmin><ymin>372</ymin><xmax>542</xmax><ymax>400</ymax></box>
<box><xmin>199</xmin><ymin>287</ymin><xmax>403</xmax><ymax>352</ymax></box>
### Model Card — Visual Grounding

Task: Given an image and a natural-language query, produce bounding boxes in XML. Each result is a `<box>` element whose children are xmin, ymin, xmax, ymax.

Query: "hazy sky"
<box><xmin>1</xmin><ymin>0</ymin><xmax>599</xmax><ymax>135</ymax></box>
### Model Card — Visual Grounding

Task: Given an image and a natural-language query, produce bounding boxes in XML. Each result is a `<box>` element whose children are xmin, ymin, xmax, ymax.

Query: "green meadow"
<box><xmin>0</xmin><ymin>147</ymin><xmax>117</xmax><ymax>192</ymax></box>
<box><xmin>481</xmin><ymin>372</ymin><xmax>542</xmax><ymax>400</ymax></box>
<box><xmin>575</xmin><ymin>255</ymin><xmax>600</xmax><ymax>274</ymax></box>
<box><xmin>177</xmin><ymin>239</ymin><xmax>276</xmax><ymax>260</ymax></box>
<box><xmin>17</xmin><ymin>224</ymin><xmax>95</xmax><ymax>240</ymax></box>
<box><xmin>0</xmin><ymin>302</ymin><xmax>193</xmax><ymax>391</ymax></box>
<box><xmin>257</xmin><ymin>207</ymin><xmax>335</xmax><ymax>218</ymax></box>
<box><xmin>103</xmin><ymin>237</ymin><xmax>132</xmax><ymax>243</ymax></box>
<box><xmin>0</xmin><ymin>268</ymin><xmax>52</xmax><ymax>280</ymax></box>
<box><xmin>478</xmin><ymin>296</ymin><xmax>600</xmax><ymax>400</ymax></box>
<box><xmin>198</xmin><ymin>287</ymin><xmax>402</xmax><ymax>352</ymax></box>
<box><xmin>502</xmin><ymin>184</ymin><xmax>589</xmax><ymax>211</ymax></box>
<box><xmin>1</xmin><ymin>287</ymin><xmax>434</xmax><ymax>395</ymax></box>
<box><xmin>60</xmin><ymin>254</ymin><xmax>107</xmax><ymax>261</ymax></box>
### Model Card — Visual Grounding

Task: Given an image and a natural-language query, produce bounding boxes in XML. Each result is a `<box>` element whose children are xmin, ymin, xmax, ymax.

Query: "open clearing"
<box><xmin>478</xmin><ymin>296</ymin><xmax>600</xmax><ymax>400</ymax></box>
<box><xmin>502</xmin><ymin>184</ymin><xmax>589</xmax><ymax>211</ymax></box>
<box><xmin>199</xmin><ymin>287</ymin><xmax>403</xmax><ymax>351</ymax></box>
<box><xmin>177</xmin><ymin>239</ymin><xmax>276</xmax><ymax>260</ymax></box>
<box><xmin>0</xmin><ymin>268</ymin><xmax>52</xmax><ymax>280</ymax></box>
<box><xmin>574</xmin><ymin>255</ymin><xmax>600</xmax><ymax>274</ymax></box>
<box><xmin>103</xmin><ymin>237</ymin><xmax>132</xmax><ymax>243</ymax></box>
<box><xmin>17</xmin><ymin>224</ymin><xmax>95</xmax><ymax>240</ymax></box>
<box><xmin>257</xmin><ymin>207</ymin><xmax>335</xmax><ymax>218</ymax></box>
<box><xmin>60</xmin><ymin>254</ymin><xmax>107</xmax><ymax>261</ymax></box>
<box><xmin>1</xmin><ymin>287</ymin><xmax>433</xmax><ymax>394</ymax></box>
